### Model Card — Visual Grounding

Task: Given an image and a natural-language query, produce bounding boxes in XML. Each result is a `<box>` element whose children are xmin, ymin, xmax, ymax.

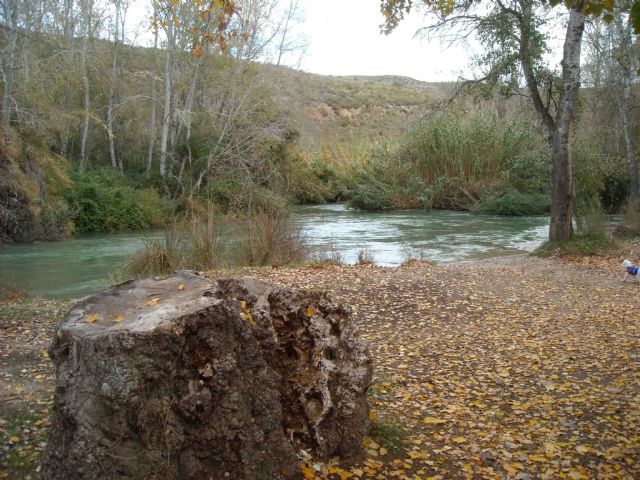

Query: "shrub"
<box><xmin>346</xmin><ymin>101</ymin><xmax>542</xmax><ymax>212</ymax></box>
<box><xmin>356</xmin><ymin>247</ymin><xmax>375</xmax><ymax>265</ymax></box>
<box><xmin>65</xmin><ymin>170</ymin><xmax>172</xmax><ymax>233</ymax></box>
<box><xmin>38</xmin><ymin>198</ymin><xmax>74</xmax><ymax>239</ymax></box>
<box><xmin>124</xmin><ymin>228</ymin><xmax>184</xmax><ymax>278</ymax></box>
<box><xmin>185</xmin><ymin>206</ymin><xmax>228</xmax><ymax>270</ymax></box>
<box><xmin>572</xmin><ymin>137</ymin><xmax>628</xmax><ymax>213</ymax></box>
<box><xmin>576</xmin><ymin>202</ymin><xmax>608</xmax><ymax>238</ymax></box>
<box><xmin>235</xmin><ymin>210</ymin><xmax>308</xmax><ymax>266</ymax></box>
<box><xmin>473</xmin><ymin>189</ymin><xmax>551</xmax><ymax>216</ymax></box>
<box><xmin>309</xmin><ymin>243</ymin><xmax>345</xmax><ymax>266</ymax></box>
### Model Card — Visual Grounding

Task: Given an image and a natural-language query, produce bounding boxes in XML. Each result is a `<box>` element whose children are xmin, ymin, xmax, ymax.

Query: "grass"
<box><xmin>356</xmin><ymin>247</ymin><xmax>375</xmax><ymax>265</ymax></box>
<box><xmin>124</xmin><ymin>227</ymin><xmax>184</xmax><ymax>277</ymax></box>
<box><xmin>236</xmin><ymin>210</ymin><xmax>308</xmax><ymax>267</ymax></box>
<box><xmin>308</xmin><ymin>243</ymin><xmax>345</xmax><ymax>267</ymax></box>
<box><xmin>124</xmin><ymin>208</ymin><xmax>308</xmax><ymax>277</ymax></box>
<box><xmin>186</xmin><ymin>206</ymin><xmax>228</xmax><ymax>270</ymax></box>
<box><xmin>367</xmin><ymin>417</ymin><xmax>407</xmax><ymax>453</ymax></box>
<box><xmin>535</xmin><ymin>234</ymin><xmax>615</xmax><ymax>257</ymax></box>
<box><xmin>0</xmin><ymin>403</ymin><xmax>50</xmax><ymax>478</ymax></box>
<box><xmin>343</xmin><ymin>98</ymin><xmax>544</xmax><ymax>212</ymax></box>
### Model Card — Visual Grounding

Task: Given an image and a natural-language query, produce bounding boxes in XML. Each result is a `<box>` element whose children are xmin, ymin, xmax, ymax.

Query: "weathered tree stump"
<box><xmin>41</xmin><ymin>272</ymin><xmax>372</xmax><ymax>480</ymax></box>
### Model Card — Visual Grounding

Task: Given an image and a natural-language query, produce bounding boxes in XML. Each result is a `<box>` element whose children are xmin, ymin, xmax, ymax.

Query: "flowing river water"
<box><xmin>0</xmin><ymin>204</ymin><xmax>549</xmax><ymax>299</ymax></box>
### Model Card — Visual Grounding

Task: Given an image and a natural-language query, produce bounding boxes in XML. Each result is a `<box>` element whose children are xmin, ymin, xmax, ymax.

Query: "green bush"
<box><xmin>38</xmin><ymin>197</ymin><xmax>74</xmax><ymax>239</ymax></box>
<box><xmin>346</xmin><ymin>102</ymin><xmax>542</xmax><ymax>212</ymax></box>
<box><xmin>347</xmin><ymin>149</ymin><xmax>426</xmax><ymax>210</ymax></box>
<box><xmin>473</xmin><ymin>189</ymin><xmax>551</xmax><ymax>216</ymax></box>
<box><xmin>572</xmin><ymin>136</ymin><xmax>628</xmax><ymax>213</ymax></box>
<box><xmin>65</xmin><ymin>170</ymin><xmax>173</xmax><ymax>233</ymax></box>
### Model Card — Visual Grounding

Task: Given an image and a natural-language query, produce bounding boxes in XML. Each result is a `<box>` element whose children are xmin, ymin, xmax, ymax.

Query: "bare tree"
<box><xmin>274</xmin><ymin>0</ymin><xmax>308</xmax><ymax>68</ymax></box>
<box><xmin>146</xmin><ymin>6</ymin><xmax>160</xmax><ymax>178</ymax></box>
<box><xmin>1</xmin><ymin>0</ymin><xmax>19</xmax><ymax>124</ymax></box>
<box><xmin>585</xmin><ymin>6</ymin><xmax>640</xmax><ymax>204</ymax></box>
<box><xmin>78</xmin><ymin>0</ymin><xmax>100</xmax><ymax>172</ymax></box>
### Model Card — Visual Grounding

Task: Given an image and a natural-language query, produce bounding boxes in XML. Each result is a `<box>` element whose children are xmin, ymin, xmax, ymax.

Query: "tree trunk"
<box><xmin>146</xmin><ymin>11</ymin><xmax>159</xmax><ymax>179</ymax></box>
<box><xmin>620</xmin><ymin>63</ymin><xmax>639</xmax><ymax>203</ymax></box>
<box><xmin>107</xmin><ymin>5</ymin><xmax>120</xmax><ymax>171</ymax></box>
<box><xmin>616</xmin><ymin>15</ymin><xmax>639</xmax><ymax>204</ymax></box>
<box><xmin>549</xmin><ymin>8</ymin><xmax>585</xmax><ymax>242</ymax></box>
<box><xmin>159</xmin><ymin>24</ymin><xmax>173</xmax><ymax>180</ymax></box>
<box><xmin>184</xmin><ymin>60</ymin><xmax>202</xmax><ymax>143</ymax></box>
<box><xmin>79</xmin><ymin>33</ymin><xmax>90</xmax><ymax>173</ymax></box>
<box><xmin>2</xmin><ymin>0</ymin><xmax>19</xmax><ymax>125</ymax></box>
<box><xmin>41</xmin><ymin>274</ymin><xmax>372</xmax><ymax>479</ymax></box>
<box><xmin>275</xmin><ymin>0</ymin><xmax>294</xmax><ymax>66</ymax></box>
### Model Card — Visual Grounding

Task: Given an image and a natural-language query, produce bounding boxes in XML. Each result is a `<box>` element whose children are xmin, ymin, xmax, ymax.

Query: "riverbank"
<box><xmin>1</xmin><ymin>254</ymin><xmax>639</xmax><ymax>479</ymax></box>
<box><xmin>0</xmin><ymin>205</ymin><xmax>551</xmax><ymax>299</ymax></box>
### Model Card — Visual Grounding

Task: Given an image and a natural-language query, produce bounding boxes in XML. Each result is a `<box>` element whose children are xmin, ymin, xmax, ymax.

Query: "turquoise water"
<box><xmin>294</xmin><ymin>204</ymin><xmax>548</xmax><ymax>265</ymax></box>
<box><xmin>0</xmin><ymin>205</ymin><xmax>549</xmax><ymax>299</ymax></box>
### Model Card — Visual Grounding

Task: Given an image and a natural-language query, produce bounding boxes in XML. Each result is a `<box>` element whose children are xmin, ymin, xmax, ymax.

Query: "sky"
<box><xmin>295</xmin><ymin>0</ymin><xmax>474</xmax><ymax>82</ymax></box>
<box><xmin>124</xmin><ymin>0</ymin><xmax>568</xmax><ymax>83</ymax></box>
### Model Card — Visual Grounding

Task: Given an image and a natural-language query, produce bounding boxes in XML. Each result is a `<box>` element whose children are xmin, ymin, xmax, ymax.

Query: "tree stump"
<box><xmin>41</xmin><ymin>272</ymin><xmax>372</xmax><ymax>480</ymax></box>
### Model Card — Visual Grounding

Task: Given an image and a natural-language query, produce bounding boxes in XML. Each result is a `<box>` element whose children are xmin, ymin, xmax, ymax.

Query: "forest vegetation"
<box><xmin>0</xmin><ymin>0</ymin><xmax>638</xmax><ymax>248</ymax></box>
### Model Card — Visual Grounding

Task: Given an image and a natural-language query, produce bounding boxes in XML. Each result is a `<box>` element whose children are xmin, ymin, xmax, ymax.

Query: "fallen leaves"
<box><xmin>243</xmin><ymin>256</ymin><xmax>640</xmax><ymax>479</ymax></box>
<box><xmin>83</xmin><ymin>313</ymin><xmax>97</xmax><ymax>323</ymax></box>
<box><xmin>2</xmin><ymin>256</ymin><xmax>640</xmax><ymax>479</ymax></box>
<box><xmin>423</xmin><ymin>417</ymin><xmax>447</xmax><ymax>425</ymax></box>
<box><xmin>239</xmin><ymin>300</ymin><xmax>256</xmax><ymax>325</ymax></box>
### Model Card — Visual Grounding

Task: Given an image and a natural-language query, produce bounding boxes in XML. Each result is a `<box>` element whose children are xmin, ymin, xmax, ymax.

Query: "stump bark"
<box><xmin>41</xmin><ymin>272</ymin><xmax>372</xmax><ymax>480</ymax></box>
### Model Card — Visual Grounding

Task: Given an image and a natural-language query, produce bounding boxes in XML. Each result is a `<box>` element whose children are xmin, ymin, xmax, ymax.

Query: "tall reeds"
<box><xmin>124</xmin><ymin>206</ymin><xmax>308</xmax><ymax>278</ymax></box>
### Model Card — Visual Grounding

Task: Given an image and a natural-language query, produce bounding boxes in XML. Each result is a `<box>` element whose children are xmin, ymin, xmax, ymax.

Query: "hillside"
<box><xmin>257</xmin><ymin>65</ymin><xmax>453</xmax><ymax>147</ymax></box>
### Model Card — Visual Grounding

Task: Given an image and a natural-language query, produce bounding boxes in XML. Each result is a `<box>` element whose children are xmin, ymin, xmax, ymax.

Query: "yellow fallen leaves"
<box><xmin>327</xmin><ymin>466</ymin><xmax>353</xmax><ymax>479</ymax></box>
<box><xmin>301</xmin><ymin>465</ymin><xmax>316</xmax><ymax>479</ymax></box>
<box><xmin>423</xmin><ymin>417</ymin><xmax>447</xmax><ymax>425</ymax></box>
<box><xmin>528</xmin><ymin>454</ymin><xmax>548</xmax><ymax>463</ymax></box>
<box><xmin>575</xmin><ymin>445</ymin><xmax>592</xmax><ymax>454</ymax></box>
<box><xmin>113</xmin><ymin>314</ymin><xmax>124</xmax><ymax>323</ymax></box>
<box><xmin>5</xmin><ymin>255</ymin><xmax>640</xmax><ymax>480</ymax></box>
<box><xmin>178</xmin><ymin>283</ymin><xmax>186</xmax><ymax>290</ymax></box>
<box><xmin>83</xmin><ymin>313</ymin><xmax>98</xmax><ymax>323</ymax></box>
<box><xmin>146</xmin><ymin>298</ymin><xmax>160</xmax><ymax>306</ymax></box>
<box><xmin>451</xmin><ymin>436</ymin><xmax>466</xmax><ymax>443</ymax></box>
<box><xmin>567</xmin><ymin>469</ymin><xmax>590</xmax><ymax>480</ymax></box>
<box><xmin>239</xmin><ymin>300</ymin><xmax>256</xmax><ymax>325</ymax></box>
<box><xmin>408</xmin><ymin>450</ymin><xmax>429</xmax><ymax>460</ymax></box>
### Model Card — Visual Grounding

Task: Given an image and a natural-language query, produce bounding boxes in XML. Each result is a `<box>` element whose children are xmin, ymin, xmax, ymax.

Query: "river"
<box><xmin>0</xmin><ymin>204</ymin><xmax>549</xmax><ymax>299</ymax></box>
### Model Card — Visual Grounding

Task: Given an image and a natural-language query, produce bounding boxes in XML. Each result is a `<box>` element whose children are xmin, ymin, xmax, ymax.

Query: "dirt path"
<box><xmin>1</xmin><ymin>255</ymin><xmax>639</xmax><ymax>479</ymax></box>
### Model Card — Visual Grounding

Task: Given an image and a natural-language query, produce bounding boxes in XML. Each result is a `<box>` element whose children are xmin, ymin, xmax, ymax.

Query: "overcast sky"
<box><xmin>125</xmin><ymin>0</ymin><xmax>568</xmax><ymax>83</ymax></box>
<box><xmin>295</xmin><ymin>0</ymin><xmax>474</xmax><ymax>82</ymax></box>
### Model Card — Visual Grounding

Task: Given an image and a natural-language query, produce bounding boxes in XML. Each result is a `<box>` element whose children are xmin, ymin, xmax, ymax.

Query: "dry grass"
<box><xmin>124</xmin><ymin>227</ymin><xmax>184</xmax><ymax>277</ymax></box>
<box><xmin>236</xmin><ymin>210</ymin><xmax>308</xmax><ymax>267</ymax></box>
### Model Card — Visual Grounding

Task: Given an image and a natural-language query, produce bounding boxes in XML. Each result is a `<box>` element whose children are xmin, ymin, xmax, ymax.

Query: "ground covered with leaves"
<box><xmin>1</xmin><ymin>254</ymin><xmax>639</xmax><ymax>479</ymax></box>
